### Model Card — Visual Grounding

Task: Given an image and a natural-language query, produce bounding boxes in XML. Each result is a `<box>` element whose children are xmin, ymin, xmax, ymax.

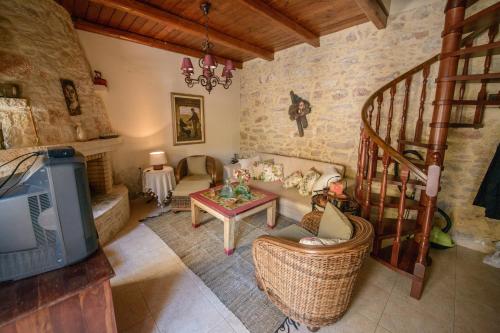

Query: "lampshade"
<box><xmin>222</xmin><ymin>68</ymin><xmax>233</xmax><ymax>78</ymax></box>
<box><xmin>203</xmin><ymin>54</ymin><xmax>216</xmax><ymax>69</ymax></box>
<box><xmin>150</xmin><ymin>151</ymin><xmax>167</xmax><ymax>170</ymax></box>
<box><xmin>181</xmin><ymin>57</ymin><xmax>194</xmax><ymax>72</ymax></box>
<box><xmin>224</xmin><ymin>59</ymin><xmax>235</xmax><ymax>71</ymax></box>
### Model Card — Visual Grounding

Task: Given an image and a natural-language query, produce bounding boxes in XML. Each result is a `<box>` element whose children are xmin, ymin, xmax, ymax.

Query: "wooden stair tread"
<box><xmin>370</xmin><ymin>172</ymin><xmax>426</xmax><ymax>189</ymax></box>
<box><xmin>441</xmin><ymin>40</ymin><xmax>500</xmax><ymax>59</ymax></box>
<box><xmin>373</xmin><ymin>239</ymin><xmax>422</xmax><ymax>275</ymax></box>
<box><xmin>369</xmin><ymin>193</ymin><xmax>421</xmax><ymax>210</ymax></box>
<box><xmin>445</xmin><ymin>2</ymin><xmax>500</xmax><ymax>34</ymax></box>
<box><xmin>371</xmin><ymin>218</ymin><xmax>420</xmax><ymax>240</ymax></box>
<box><xmin>434</xmin><ymin>99</ymin><xmax>500</xmax><ymax>106</ymax></box>
<box><xmin>398</xmin><ymin>139</ymin><xmax>448</xmax><ymax>149</ymax></box>
<box><xmin>437</xmin><ymin>73</ymin><xmax>500</xmax><ymax>83</ymax></box>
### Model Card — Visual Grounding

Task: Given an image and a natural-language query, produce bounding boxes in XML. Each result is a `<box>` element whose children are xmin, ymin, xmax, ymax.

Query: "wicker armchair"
<box><xmin>174</xmin><ymin>155</ymin><xmax>219</xmax><ymax>185</ymax></box>
<box><xmin>252</xmin><ymin>211</ymin><xmax>373</xmax><ymax>332</ymax></box>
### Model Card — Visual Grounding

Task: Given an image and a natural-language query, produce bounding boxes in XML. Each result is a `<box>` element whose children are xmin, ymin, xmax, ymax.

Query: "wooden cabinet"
<box><xmin>0</xmin><ymin>248</ymin><xmax>117</xmax><ymax>333</ymax></box>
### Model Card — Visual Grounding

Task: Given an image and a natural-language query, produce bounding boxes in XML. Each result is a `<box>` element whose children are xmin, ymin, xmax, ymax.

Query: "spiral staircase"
<box><xmin>355</xmin><ymin>0</ymin><xmax>500</xmax><ymax>299</ymax></box>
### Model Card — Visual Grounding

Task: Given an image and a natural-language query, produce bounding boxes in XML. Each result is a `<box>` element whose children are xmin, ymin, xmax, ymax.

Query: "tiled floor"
<box><xmin>104</xmin><ymin>200</ymin><xmax>500</xmax><ymax>333</ymax></box>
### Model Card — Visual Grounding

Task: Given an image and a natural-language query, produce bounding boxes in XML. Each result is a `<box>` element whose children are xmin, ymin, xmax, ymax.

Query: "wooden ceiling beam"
<box><xmin>234</xmin><ymin>0</ymin><xmax>320</xmax><ymax>47</ymax></box>
<box><xmin>74</xmin><ymin>19</ymin><xmax>243</xmax><ymax>69</ymax></box>
<box><xmin>354</xmin><ymin>0</ymin><xmax>389</xmax><ymax>29</ymax></box>
<box><xmin>89</xmin><ymin>0</ymin><xmax>274</xmax><ymax>60</ymax></box>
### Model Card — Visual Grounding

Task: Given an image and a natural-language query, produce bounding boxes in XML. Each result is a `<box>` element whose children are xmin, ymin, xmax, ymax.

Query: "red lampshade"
<box><xmin>224</xmin><ymin>59</ymin><xmax>235</xmax><ymax>71</ymax></box>
<box><xmin>222</xmin><ymin>68</ymin><xmax>233</xmax><ymax>78</ymax></box>
<box><xmin>181</xmin><ymin>57</ymin><xmax>194</xmax><ymax>73</ymax></box>
<box><xmin>203</xmin><ymin>54</ymin><xmax>216</xmax><ymax>69</ymax></box>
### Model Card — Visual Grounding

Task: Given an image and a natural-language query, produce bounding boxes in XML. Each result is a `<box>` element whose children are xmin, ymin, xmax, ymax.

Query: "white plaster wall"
<box><xmin>77</xmin><ymin>31</ymin><xmax>240</xmax><ymax>194</ymax></box>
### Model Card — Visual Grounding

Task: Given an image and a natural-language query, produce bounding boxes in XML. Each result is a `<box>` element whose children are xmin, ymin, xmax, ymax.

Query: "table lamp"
<box><xmin>150</xmin><ymin>151</ymin><xmax>167</xmax><ymax>170</ymax></box>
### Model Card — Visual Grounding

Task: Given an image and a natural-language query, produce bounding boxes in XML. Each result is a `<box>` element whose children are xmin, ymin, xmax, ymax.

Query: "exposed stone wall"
<box><xmin>240</xmin><ymin>0</ymin><xmax>500</xmax><ymax>251</ymax></box>
<box><xmin>0</xmin><ymin>0</ymin><xmax>112</xmax><ymax>146</ymax></box>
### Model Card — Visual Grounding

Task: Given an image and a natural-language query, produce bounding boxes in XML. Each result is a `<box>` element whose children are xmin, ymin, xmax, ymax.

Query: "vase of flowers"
<box><xmin>233</xmin><ymin>168</ymin><xmax>251</xmax><ymax>198</ymax></box>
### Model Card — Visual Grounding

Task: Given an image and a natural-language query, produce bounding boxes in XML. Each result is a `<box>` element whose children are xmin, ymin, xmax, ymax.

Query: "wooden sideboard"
<box><xmin>0</xmin><ymin>248</ymin><xmax>117</xmax><ymax>333</ymax></box>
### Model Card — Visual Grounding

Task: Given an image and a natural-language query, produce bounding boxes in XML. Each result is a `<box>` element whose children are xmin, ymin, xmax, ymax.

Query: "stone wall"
<box><xmin>240</xmin><ymin>0</ymin><xmax>500</xmax><ymax>251</ymax></box>
<box><xmin>0</xmin><ymin>0</ymin><xmax>112</xmax><ymax>146</ymax></box>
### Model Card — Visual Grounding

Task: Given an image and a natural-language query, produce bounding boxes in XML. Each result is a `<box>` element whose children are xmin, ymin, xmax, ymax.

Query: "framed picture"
<box><xmin>171</xmin><ymin>92</ymin><xmax>205</xmax><ymax>145</ymax></box>
<box><xmin>60</xmin><ymin>79</ymin><xmax>81</xmax><ymax>116</ymax></box>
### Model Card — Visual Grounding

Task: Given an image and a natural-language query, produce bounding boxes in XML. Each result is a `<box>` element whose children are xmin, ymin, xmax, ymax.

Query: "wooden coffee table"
<box><xmin>190</xmin><ymin>185</ymin><xmax>278</xmax><ymax>255</ymax></box>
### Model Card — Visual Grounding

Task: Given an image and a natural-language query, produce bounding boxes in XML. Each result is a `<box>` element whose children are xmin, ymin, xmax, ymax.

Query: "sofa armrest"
<box><xmin>175</xmin><ymin>158</ymin><xmax>188</xmax><ymax>183</ymax></box>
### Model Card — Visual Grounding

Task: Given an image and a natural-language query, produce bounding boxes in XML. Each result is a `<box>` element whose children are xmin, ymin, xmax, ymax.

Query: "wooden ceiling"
<box><xmin>56</xmin><ymin>0</ymin><xmax>389</xmax><ymax>68</ymax></box>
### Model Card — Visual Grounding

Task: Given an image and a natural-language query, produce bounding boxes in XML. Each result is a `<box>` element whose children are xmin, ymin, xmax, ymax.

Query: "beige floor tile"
<box><xmin>295</xmin><ymin>311</ymin><xmax>377</xmax><ymax>333</ymax></box>
<box><xmin>349</xmin><ymin>282</ymin><xmax>391</xmax><ymax>322</ymax></box>
<box><xmin>207</xmin><ymin>320</ymin><xmax>237</xmax><ymax>333</ymax></box>
<box><xmin>120</xmin><ymin>314</ymin><xmax>160</xmax><ymax>333</ymax></box>
<box><xmin>357</xmin><ymin>258</ymin><xmax>399</xmax><ymax>293</ymax></box>
<box><xmin>380</xmin><ymin>292</ymin><xmax>453</xmax><ymax>333</ymax></box>
<box><xmin>454</xmin><ymin>294</ymin><xmax>500</xmax><ymax>333</ymax></box>
<box><xmin>375</xmin><ymin>325</ymin><xmax>392</xmax><ymax>333</ymax></box>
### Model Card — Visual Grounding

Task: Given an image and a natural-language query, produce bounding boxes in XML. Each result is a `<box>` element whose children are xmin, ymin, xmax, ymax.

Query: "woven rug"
<box><xmin>144</xmin><ymin>210</ymin><xmax>298</xmax><ymax>333</ymax></box>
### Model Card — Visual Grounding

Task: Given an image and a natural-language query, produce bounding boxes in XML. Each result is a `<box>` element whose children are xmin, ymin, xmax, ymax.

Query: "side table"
<box><xmin>142</xmin><ymin>166</ymin><xmax>176</xmax><ymax>206</ymax></box>
<box><xmin>311</xmin><ymin>191</ymin><xmax>360</xmax><ymax>215</ymax></box>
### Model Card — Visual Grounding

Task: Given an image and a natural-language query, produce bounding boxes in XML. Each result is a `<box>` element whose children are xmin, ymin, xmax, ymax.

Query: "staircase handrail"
<box><xmin>360</xmin><ymin>54</ymin><xmax>440</xmax><ymax>183</ymax></box>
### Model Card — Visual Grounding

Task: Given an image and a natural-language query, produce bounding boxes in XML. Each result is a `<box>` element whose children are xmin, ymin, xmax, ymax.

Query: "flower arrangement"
<box><xmin>234</xmin><ymin>168</ymin><xmax>251</xmax><ymax>184</ymax></box>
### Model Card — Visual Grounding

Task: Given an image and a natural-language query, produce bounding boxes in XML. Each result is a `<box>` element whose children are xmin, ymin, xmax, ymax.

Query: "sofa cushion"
<box><xmin>298</xmin><ymin>168</ymin><xmax>321</xmax><ymax>196</ymax></box>
<box><xmin>282</xmin><ymin>170</ymin><xmax>303</xmax><ymax>189</ymax></box>
<box><xmin>173</xmin><ymin>175</ymin><xmax>211</xmax><ymax>196</ymax></box>
<box><xmin>311</xmin><ymin>168</ymin><xmax>342</xmax><ymax>192</ymax></box>
<box><xmin>273</xmin><ymin>224</ymin><xmax>315</xmax><ymax>242</ymax></box>
<box><xmin>187</xmin><ymin>156</ymin><xmax>207</xmax><ymax>175</ymax></box>
<box><xmin>261</xmin><ymin>163</ymin><xmax>284</xmax><ymax>182</ymax></box>
<box><xmin>239</xmin><ymin>156</ymin><xmax>260</xmax><ymax>170</ymax></box>
<box><xmin>318</xmin><ymin>203</ymin><xmax>353</xmax><ymax>240</ymax></box>
<box><xmin>251</xmin><ymin>160</ymin><xmax>274</xmax><ymax>180</ymax></box>
<box><xmin>249</xmin><ymin>180</ymin><xmax>310</xmax><ymax>206</ymax></box>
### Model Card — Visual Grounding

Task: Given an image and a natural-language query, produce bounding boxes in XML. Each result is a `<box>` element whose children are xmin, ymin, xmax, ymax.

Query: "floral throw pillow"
<box><xmin>282</xmin><ymin>171</ymin><xmax>303</xmax><ymax>189</ymax></box>
<box><xmin>299</xmin><ymin>237</ymin><xmax>347</xmax><ymax>246</ymax></box>
<box><xmin>261</xmin><ymin>163</ymin><xmax>284</xmax><ymax>182</ymax></box>
<box><xmin>251</xmin><ymin>159</ymin><xmax>274</xmax><ymax>180</ymax></box>
<box><xmin>298</xmin><ymin>168</ymin><xmax>321</xmax><ymax>196</ymax></box>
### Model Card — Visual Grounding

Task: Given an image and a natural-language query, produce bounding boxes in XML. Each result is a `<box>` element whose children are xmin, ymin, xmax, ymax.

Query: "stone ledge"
<box><xmin>93</xmin><ymin>184</ymin><xmax>130</xmax><ymax>245</ymax></box>
<box><xmin>0</xmin><ymin>97</ymin><xmax>29</xmax><ymax>111</ymax></box>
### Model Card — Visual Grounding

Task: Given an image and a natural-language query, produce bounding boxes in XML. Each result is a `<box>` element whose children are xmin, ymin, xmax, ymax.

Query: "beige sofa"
<box><xmin>233</xmin><ymin>152</ymin><xmax>345</xmax><ymax>221</ymax></box>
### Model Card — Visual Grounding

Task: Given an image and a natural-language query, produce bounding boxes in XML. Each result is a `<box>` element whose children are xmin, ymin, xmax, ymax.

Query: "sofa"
<box><xmin>231</xmin><ymin>152</ymin><xmax>345</xmax><ymax>221</ymax></box>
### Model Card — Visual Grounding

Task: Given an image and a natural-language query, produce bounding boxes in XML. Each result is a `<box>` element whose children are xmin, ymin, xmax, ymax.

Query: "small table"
<box><xmin>311</xmin><ymin>191</ymin><xmax>359</xmax><ymax>214</ymax></box>
<box><xmin>142</xmin><ymin>166</ymin><xmax>176</xmax><ymax>206</ymax></box>
<box><xmin>190</xmin><ymin>185</ymin><xmax>278</xmax><ymax>255</ymax></box>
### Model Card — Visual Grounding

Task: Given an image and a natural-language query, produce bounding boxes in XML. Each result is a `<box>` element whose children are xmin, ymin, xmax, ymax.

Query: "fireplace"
<box><xmin>0</xmin><ymin>137</ymin><xmax>130</xmax><ymax>245</ymax></box>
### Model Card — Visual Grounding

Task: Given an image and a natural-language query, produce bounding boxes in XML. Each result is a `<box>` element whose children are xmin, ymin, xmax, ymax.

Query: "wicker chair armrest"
<box><xmin>175</xmin><ymin>158</ymin><xmax>188</xmax><ymax>183</ymax></box>
<box><xmin>252</xmin><ymin>215</ymin><xmax>373</xmax><ymax>327</ymax></box>
<box><xmin>299</xmin><ymin>211</ymin><xmax>323</xmax><ymax>235</ymax></box>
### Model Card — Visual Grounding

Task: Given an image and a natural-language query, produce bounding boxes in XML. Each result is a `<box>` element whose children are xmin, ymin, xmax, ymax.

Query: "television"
<box><xmin>0</xmin><ymin>147</ymin><xmax>99</xmax><ymax>282</ymax></box>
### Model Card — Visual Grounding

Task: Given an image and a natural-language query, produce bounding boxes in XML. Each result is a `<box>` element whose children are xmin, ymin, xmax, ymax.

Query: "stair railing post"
<box><xmin>398</xmin><ymin>76</ymin><xmax>412</xmax><ymax>152</ymax></box>
<box><xmin>413</xmin><ymin>0</ymin><xmax>466</xmax><ymax>300</ymax></box>
<box><xmin>391</xmin><ymin>165</ymin><xmax>409</xmax><ymax>267</ymax></box>
<box><xmin>414</xmin><ymin>65</ymin><xmax>430</xmax><ymax>142</ymax></box>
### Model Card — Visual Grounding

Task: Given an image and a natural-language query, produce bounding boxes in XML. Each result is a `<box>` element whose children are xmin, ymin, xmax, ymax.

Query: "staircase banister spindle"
<box><xmin>398</xmin><ymin>76</ymin><xmax>412</xmax><ymax>152</ymax></box>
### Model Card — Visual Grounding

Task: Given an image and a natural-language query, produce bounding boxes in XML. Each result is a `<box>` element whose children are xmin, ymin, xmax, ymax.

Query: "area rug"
<box><xmin>144</xmin><ymin>210</ymin><xmax>298</xmax><ymax>333</ymax></box>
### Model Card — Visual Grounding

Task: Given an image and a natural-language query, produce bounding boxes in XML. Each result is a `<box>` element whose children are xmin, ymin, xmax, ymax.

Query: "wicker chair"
<box><xmin>252</xmin><ymin>211</ymin><xmax>373</xmax><ymax>332</ymax></box>
<box><xmin>171</xmin><ymin>155</ymin><xmax>220</xmax><ymax>211</ymax></box>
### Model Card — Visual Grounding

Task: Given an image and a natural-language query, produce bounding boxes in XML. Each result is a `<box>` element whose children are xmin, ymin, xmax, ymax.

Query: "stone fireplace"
<box><xmin>0</xmin><ymin>137</ymin><xmax>130</xmax><ymax>245</ymax></box>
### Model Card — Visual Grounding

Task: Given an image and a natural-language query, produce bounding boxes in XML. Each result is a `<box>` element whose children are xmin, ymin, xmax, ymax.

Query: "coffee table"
<box><xmin>190</xmin><ymin>185</ymin><xmax>278</xmax><ymax>255</ymax></box>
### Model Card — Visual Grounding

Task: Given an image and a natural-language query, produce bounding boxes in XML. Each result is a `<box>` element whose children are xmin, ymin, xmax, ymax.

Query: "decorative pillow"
<box><xmin>282</xmin><ymin>171</ymin><xmax>303</xmax><ymax>189</ymax></box>
<box><xmin>297</xmin><ymin>168</ymin><xmax>321</xmax><ymax>196</ymax></box>
<box><xmin>187</xmin><ymin>156</ymin><xmax>207</xmax><ymax>175</ymax></box>
<box><xmin>312</xmin><ymin>169</ymin><xmax>342</xmax><ymax>192</ymax></box>
<box><xmin>318</xmin><ymin>202</ymin><xmax>353</xmax><ymax>240</ymax></box>
<box><xmin>251</xmin><ymin>159</ymin><xmax>274</xmax><ymax>180</ymax></box>
<box><xmin>299</xmin><ymin>237</ymin><xmax>347</xmax><ymax>246</ymax></box>
<box><xmin>238</xmin><ymin>156</ymin><xmax>260</xmax><ymax>170</ymax></box>
<box><xmin>261</xmin><ymin>163</ymin><xmax>284</xmax><ymax>182</ymax></box>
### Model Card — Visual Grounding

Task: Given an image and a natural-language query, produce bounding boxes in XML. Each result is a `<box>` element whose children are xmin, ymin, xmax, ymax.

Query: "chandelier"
<box><xmin>180</xmin><ymin>2</ymin><xmax>235</xmax><ymax>94</ymax></box>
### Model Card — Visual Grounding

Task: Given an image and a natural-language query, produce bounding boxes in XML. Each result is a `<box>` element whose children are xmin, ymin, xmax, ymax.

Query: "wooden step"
<box><xmin>448</xmin><ymin>122</ymin><xmax>483</xmax><ymax>128</ymax></box>
<box><xmin>372</xmin><ymin>218</ymin><xmax>420</xmax><ymax>240</ymax></box>
<box><xmin>369</xmin><ymin>193</ymin><xmax>421</xmax><ymax>210</ymax></box>
<box><xmin>445</xmin><ymin>2</ymin><xmax>500</xmax><ymax>35</ymax></box>
<box><xmin>437</xmin><ymin>73</ymin><xmax>500</xmax><ymax>83</ymax></box>
<box><xmin>441</xmin><ymin>40</ymin><xmax>500</xmax><ymax>59</ymax></box>
<box><xmin>434</xmin><ymin>99</ymin><xmax>500</xmax><ymax>106</ymax></box>
<box><xmin>398</xmin><ymin>139</ymin><xmax>448</xmax><ymax>149</ymax></box>
<box><xmin>370</xmin><ymin>172</ymin><xmax>426</xmax><ymax>190</ymax></box>
<box><xmin>372</xmin><ymin>239</ymin><xmax>427</xmax><ymax>276</ymax></box>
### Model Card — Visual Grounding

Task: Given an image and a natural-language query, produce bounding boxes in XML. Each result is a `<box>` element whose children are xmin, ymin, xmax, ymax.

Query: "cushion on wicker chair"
<box><xmin>299</xmin><ymin>236</ymin><xmax>347</xmax><ymax>246</ymax></box>
<box><xmin>273</xmin><ymin>224</ymin><xmax>315</xmax><ymax>242</ymax></box>
<box><xmin>172</xmin><ymin>175</ymin><xmax>211</xmax><ymax>196</ymax></box>
<box><xmin>187</xmin><ymin>156</ymin><xmax>207</xmax><ymax>175</ymax></box>
<box><xmin>318</xmin><ymin>203</ymin><xmax>353</xmax><ymax>240</ymax></box>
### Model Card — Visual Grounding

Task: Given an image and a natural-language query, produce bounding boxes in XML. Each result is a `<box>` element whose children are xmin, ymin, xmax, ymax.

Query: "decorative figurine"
<box><xmin>288</xmin><ymin>90</ymin><xmax>312</xmax><ymax>137</ymax></box>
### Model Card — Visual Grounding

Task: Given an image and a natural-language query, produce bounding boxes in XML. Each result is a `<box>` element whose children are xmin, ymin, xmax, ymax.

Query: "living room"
<box><xmin>0</xmin><ymin>0</ymin><xmax>499</xmax><ymax>332</ymax></box>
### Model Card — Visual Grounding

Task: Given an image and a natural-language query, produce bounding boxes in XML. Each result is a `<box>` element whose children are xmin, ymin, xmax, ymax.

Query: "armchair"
<box><xmin>252</xmin><ymin>211</ymin><xmax>373</xmax><ymax>332</ymax></box>
<box><xmin>171</xmin><ymin>155</ymin><xmax>221</xmax><ymax>212</ymax></box>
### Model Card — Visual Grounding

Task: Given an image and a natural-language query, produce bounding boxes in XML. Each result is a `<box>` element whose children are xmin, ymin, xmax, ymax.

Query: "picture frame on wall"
<box><xmin>171</xmin><ymin>92</ymin><xmax>205</xmax><ymax>145</ymax></box>
<box><xmin>60</xmin><ymin>79</ymin><xmax>81</xmax><ymax>116</ymax></box>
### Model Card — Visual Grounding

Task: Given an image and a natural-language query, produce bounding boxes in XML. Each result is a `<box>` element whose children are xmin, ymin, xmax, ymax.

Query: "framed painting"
<box><xmin>60</xmin><ymin>79</ymin><xmax>81</xmax><ymax>116</ymax></box>
<box><xmin>171</xmin><ymin>92</ymin><xmax>205</xmax><ymax>145</ymax></box>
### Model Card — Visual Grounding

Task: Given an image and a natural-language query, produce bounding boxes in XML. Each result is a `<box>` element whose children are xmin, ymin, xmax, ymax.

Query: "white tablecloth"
<box><xmin>142</xmin><ymin>166</ymin><xmax>176</xmax><ymax>206</ymax></box>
